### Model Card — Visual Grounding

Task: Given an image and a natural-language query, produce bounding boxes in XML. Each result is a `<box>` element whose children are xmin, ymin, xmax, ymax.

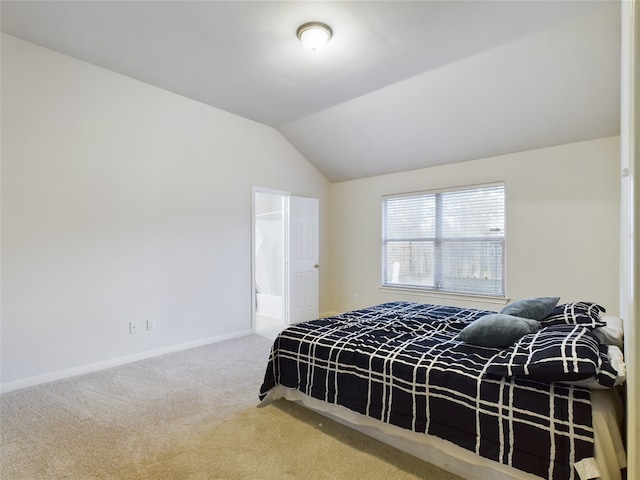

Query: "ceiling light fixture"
<box><xmin>296</xmin><ymin>22</ymin><xmax>333</xmax><ymax>52</ymax></box>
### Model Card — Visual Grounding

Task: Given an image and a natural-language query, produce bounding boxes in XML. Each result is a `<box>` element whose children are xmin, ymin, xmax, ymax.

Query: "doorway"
<box><xmin>253</xmin><ymin>189</ymin><xmax>287</xmax><ymax>338</ymax></box>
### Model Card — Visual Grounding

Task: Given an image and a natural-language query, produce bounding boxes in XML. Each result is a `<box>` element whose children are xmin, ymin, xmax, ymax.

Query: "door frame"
<box><xmin>251</xmin><ymin>186</ymin><xmax>290</xmax><ymax>333</ymax></box>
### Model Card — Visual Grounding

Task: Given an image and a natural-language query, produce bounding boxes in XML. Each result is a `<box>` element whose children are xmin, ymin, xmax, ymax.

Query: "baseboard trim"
<box><xmin>0</xmin><ymin>329</ymin><xmax>253</xmax><ymax>394</ymax></box>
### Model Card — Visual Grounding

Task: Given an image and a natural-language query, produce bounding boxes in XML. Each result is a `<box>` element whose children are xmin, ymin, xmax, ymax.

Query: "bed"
<box><xmin>259</xmin><ymin>300</ymin><xmax>627</xmax><ymax>480</ymax></box>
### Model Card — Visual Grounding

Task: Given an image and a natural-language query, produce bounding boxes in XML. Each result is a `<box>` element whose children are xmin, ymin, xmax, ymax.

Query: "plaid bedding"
<box><xmin>259</xmin><ymin>302</ymin><xmax>598</xmax><ymax>480</ymax></box>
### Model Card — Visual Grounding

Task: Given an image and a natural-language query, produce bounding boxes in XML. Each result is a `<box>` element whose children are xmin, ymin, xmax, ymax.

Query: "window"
<box><xmin>382</xmin><ymin>184</ymin><xmax>505</xmax><ymax>297</ymax></box>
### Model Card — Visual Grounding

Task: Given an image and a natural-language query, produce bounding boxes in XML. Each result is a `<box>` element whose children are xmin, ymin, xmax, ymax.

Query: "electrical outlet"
<box><xmin>129</xmin><ymin>321</ymin><xmax>139</xmax><ymax>334</ymax></box>
<box><xmin>147</xmin><ymin>318</ymin><xmax>156</xmax><ymax>331</ymax></box>
<box><xmin>353</xmin><ymin>294</ymin><xmax>359</xmax><ymax>303</ymax></box>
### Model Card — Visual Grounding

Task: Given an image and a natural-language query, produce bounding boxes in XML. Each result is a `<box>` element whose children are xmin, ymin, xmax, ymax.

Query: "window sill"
<box><xmin>379</xmin><ymin>286</ymin><xmax>509</xmax><ymax>306</ymax></box>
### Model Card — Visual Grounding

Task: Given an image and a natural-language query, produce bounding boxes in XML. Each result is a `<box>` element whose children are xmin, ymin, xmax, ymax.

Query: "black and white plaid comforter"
<box><xmin>259</xmin><ymin>302</ymin><xmax>597</xmax><ymax>480</ymax></box>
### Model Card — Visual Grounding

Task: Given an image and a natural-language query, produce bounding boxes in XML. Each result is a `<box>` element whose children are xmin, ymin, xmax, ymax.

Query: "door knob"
<box><xmin>314</xmin><ymin>264</ymin><xmax>320</xmax><ymax>269</ymax></box>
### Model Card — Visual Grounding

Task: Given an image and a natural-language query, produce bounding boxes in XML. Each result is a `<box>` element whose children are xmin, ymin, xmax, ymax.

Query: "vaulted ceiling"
<box><xmin>1</xmin><ymin>1</ymin><xmax>621</xmax><ymax>182</ymax></box>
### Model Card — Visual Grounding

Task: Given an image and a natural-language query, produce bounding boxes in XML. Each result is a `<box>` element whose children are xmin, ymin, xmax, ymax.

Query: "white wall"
<box><xmin>0</xmin><ymin>34</ymin><xmax>330</xmax><ymax>389</ymax></box>
<box><xmin>0</xmin><ymin>33</ymin><xmax>622</xmax><ymax>393</ymax></box>
<box><xmin>254</xmin><ymin>193</ymin><xmax>285</xmax><ymax>297</ymax></box>
<box><xmin>328</xmin><ymin>137</ymin><xmax>620</xmax><ymax>314</ymax></box>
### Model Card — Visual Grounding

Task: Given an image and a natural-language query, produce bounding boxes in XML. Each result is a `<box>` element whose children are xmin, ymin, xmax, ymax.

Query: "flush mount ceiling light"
<box><xmin>296</xmin><ymin>22</ymin><xmax>333</xmax><ymax>52</ymax></box>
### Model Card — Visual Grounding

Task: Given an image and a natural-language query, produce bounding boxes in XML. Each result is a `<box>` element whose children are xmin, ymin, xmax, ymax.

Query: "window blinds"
<box><xmin>382</xmin><ymin>184</ymin><xmax>505</xmax><ymax>296</ymax></box>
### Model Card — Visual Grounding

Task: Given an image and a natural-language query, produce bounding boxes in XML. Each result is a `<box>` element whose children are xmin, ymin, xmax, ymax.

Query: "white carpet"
<box><xmin>1</xmin><ymin>334</ymin><xmax>463</xmax><ymax>479</ymax></box>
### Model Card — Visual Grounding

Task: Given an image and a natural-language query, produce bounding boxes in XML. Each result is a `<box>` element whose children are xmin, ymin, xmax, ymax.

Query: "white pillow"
<box><xmin>608</xmin><ymin>345</ymin><xmax>626</xmax><ymax>386</ymax></box>
<box><xmin>591</xmin><ymin>316</ymin><xmax>624</xmax><ymax>349</ymax></box>
<box><xmin>562</xmin><ymin>345</ymin><xmax>626</xmax><ymax>389</ymax></box>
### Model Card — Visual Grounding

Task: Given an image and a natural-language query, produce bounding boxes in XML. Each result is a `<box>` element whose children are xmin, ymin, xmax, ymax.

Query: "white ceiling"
<box><xmin>1</xmin><ymin>1</ymin><xmax>621</xmax><ymax>182</ymax></box>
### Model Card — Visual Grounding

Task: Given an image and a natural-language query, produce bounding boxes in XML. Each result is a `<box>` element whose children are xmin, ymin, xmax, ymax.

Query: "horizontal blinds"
<box><xmin>441</xmin><ymin>185</ymin><xmax>504</xmax><ymax>238</ymax></box>
<box><xmin>383</xmin><ymin>195</ymin><xmax>435</xmax><ymax>239</ymax></box>
<box><xmin>382</xmin><ymin>184</ymin><xmax>505</xmax><ymax>296</ymax></box>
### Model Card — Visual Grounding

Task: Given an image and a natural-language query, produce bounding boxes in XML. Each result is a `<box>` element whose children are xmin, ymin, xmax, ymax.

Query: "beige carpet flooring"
<box><xmin>1</xmin><ymin>334</ymin><xmax>464</xmax><ymax>479</ymax></box>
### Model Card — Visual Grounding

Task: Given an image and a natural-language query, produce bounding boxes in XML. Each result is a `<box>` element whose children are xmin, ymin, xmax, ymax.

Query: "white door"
<box><xmin>288</xmin><ymin>196</ymin><xmax>319</xmax><ymax>324</ymax></box>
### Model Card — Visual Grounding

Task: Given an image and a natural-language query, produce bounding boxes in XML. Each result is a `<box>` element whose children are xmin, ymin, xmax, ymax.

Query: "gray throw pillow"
<box><xmin>457</xmin><ymin>314</ymin><xmax>541</xmax><ymax>348</ymax></box>
<box><xmin>499</xmin><ymin>297</ymin><xmax>560</xmax><ymax>320</ymax></box>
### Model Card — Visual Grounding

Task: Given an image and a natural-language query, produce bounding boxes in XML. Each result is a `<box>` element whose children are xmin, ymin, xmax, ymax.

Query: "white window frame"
<box><xmin>381</xmin><ymin>183</ymin><xmax>506</xmax><ymax>298</ymax></box>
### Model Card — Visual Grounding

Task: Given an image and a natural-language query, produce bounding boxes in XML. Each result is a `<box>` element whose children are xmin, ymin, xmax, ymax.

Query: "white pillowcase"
<box><xmin>563</xmin><ymin>345</ymin><xmax>626</xmax><ymax>390</ymax></box>
<box><xmin>608</xmin><ymin>345</ymin><xmax>627</xmax><ymax>386</ymax></box>
<box><xmin>591</xmin><ymin>316</ymin><xmax>624</xmax><ymax>349</ymax></box>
